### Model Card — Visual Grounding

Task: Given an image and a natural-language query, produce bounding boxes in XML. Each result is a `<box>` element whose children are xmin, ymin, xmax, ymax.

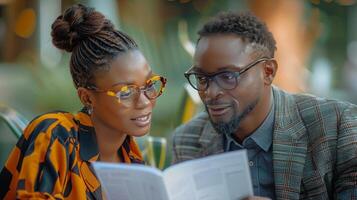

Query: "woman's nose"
<box><xmin>135</xmin><ymin>90</ymin><xmax>151</xmax><ymax>108</ymax></box>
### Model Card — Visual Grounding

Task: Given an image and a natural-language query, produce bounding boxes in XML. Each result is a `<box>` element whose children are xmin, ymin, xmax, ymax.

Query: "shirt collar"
<box><xmin>225</xmin><ymin>93</ymin><xmax>275</xmax><ymax>152</ymax></box>
<box><xmin>249</xmin><ymin>100</ymin><xmax>274</xmax><ymax>152</ymax></box>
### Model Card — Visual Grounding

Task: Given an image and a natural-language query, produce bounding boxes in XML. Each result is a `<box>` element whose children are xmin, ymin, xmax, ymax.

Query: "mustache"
<box><xmin>204</xmin><ymin>99</ymin><xmax>234</xmax><ymax>107</ymax></box>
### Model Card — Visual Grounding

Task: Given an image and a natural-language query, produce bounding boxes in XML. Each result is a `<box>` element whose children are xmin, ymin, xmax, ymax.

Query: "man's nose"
<box><xmin>204</xmin><ymin>79</ymin><xmax>223</xmax><ymax>99</ymax></box>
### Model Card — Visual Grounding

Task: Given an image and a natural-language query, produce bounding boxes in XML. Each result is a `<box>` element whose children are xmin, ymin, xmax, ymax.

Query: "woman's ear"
<box><xmin>263</xmin><ymin>59</ymin><xmax>278</xmax><ymax>85</ymax></box>
<box><xmin>77</xmin><ymin>87</ymin><xmax>94</xmax><ymax>107</ymax></box>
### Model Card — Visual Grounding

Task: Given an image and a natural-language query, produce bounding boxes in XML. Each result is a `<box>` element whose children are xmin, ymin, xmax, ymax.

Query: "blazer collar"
<box><xmin>197</xmin><ymin>86</ymin><xmax>308</xmax><ymax>199</ymax></box>
<box><xmin>198</xmin><ymin>113</ymin><xmax>224</xmax><ymax>156</ymax></box>
<box><xmin>272</xmin><ymin>86</ymin><xmax>308</xmax><ymax>199</ymax></box>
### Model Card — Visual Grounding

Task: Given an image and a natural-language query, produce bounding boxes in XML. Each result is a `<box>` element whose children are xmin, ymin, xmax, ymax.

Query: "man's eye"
<box><xmin>218</xmin><ymin>72</ymin><xmax>235</xmax><ymax>80</ymax></box>
<box><xmin>196</xmin><ymin>76</ymin><xmax>207</xmax><ymax>83</ymax></box>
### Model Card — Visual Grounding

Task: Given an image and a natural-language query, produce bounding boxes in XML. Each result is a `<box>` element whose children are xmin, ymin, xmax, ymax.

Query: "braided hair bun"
<box><xmin>51</xmin><ymin>4</ymin><xmax>138</xmax><ymax>88</ymax></box>
<box><xmin>50</xmin><ymin>4</ymin><xmax>138</xmax><ymax>88</ymax></box>
<box><xmin>51</xmin><ymin>4</ymin><xmax>113</xmax><ymax>52</ymax></box>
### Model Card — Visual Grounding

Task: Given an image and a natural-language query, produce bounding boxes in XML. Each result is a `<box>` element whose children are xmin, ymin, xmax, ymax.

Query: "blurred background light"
<box><xmin>87</xmin><ymin>0</ymin><xmax>120</xmax><ymax>28</ymax></box>
<box><xmin>0</xmin><ymin>0</ymin><xmax>12</xmax><ymax>5</ymax></box>
<box><xmin>310</xmin><ymin>58</ymin><xmax>332</xmax><ymax>97</ymax></box>
<box><xmin>347</xmin><ymin>40</ymin><xmax>357</xmax><ymax>65</ymax></box>
<box><xmin>38</xmin><ymin>0</ymin><xmax>61</xmax><ymax>68</ymax></box>
<box><xmin>178</xmin><ymin>20</ymin><xmax>194</xmax><ymax>57</ymax></box>
<box><xmin>338</xmin><ymin>0</ymin><xmax>356</xmax><ymax>5</ymax></box>
<box><xmin>14</xmin><ymin>8</ymin><xmax>35</xmax><ymax>38</ymax></box>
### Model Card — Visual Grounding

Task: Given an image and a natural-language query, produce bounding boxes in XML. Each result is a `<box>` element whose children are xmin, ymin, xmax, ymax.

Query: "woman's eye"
<box><xmin>146</xmin><ymin>82</ymin><xmax>155</xmax><ymax>91</ymax></box>
<box><xmin>117</xmin><ymin>89</ymin><xmax>133</xmax><ymax>99</ymax></box>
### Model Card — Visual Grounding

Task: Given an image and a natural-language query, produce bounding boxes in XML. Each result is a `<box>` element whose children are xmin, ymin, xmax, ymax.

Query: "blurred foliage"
<box><xmin>308</xmin><ymin>1</ymin><xmax>349</xmax><ymax>88</ymax></box>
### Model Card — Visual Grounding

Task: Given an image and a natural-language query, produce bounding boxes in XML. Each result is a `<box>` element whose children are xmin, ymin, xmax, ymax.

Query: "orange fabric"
<box><xmin>0</xmin><ymin>110</ymin><xmax>143</xmax><ymax>200</ymax></box>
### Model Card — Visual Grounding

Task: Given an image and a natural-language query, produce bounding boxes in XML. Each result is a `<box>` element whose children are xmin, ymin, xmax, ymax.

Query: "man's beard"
<box><xmin>206</xmin><ymin>98</ymin><xmax>259</xmax><ymax>136</ymax></box>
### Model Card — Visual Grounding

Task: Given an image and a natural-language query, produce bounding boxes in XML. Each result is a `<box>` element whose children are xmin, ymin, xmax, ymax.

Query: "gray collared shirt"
<box><xmin>223</xmin><ymin>99</ymin><xmax>275</xmax><ymax>199</ymax></box>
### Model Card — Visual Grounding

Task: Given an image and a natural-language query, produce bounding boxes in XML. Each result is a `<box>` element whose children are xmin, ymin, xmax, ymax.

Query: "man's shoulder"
<box><xmin>295</xmin><ymin>93</ymin><xmax>355</xmax><ymax>111</ymax></box>
<box><xmin>279</xmin><ymin>90</ymin><xmax>357</xmax><ymax>141</ymax></box>
<box><xmin>273</xmin><ymin>87</ymin><xmax>357</xmax><ymax>135</ymax></box>
<box><xmin>171</xmin><ymin>112</ymin><xmax>216</xmax><ymax>162</ymax></box>
<box><xmin>277</xmin><ymin>87</ymin><xmax>356</xmax><ymax>113</ymax></box>
<box><xmin>172</xmin><ymin>112</ymin><xmax>210</xmax><ymax>142</ymax></box>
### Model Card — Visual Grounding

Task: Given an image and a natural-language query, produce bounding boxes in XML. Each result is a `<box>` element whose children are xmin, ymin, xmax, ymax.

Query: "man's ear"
<box><xmin>77</xmin><ymin>87</ymin><xmax>94</xmax><ymax>107</ymax></box>
<box><xmin>263</xmin><ymin>59</ymin><xmax>278</xmax><ymax>85</ymax></box>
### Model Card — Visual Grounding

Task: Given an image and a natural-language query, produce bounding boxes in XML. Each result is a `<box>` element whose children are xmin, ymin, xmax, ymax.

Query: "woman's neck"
<box><xmin>91</xmin><ymin>115</ymin><xmax>127</xmax><ymax>163</ymax></box>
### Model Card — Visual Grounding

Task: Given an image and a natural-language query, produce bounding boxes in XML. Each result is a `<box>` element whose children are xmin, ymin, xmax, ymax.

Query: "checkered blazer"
<box><xmin>172</xmin><ymin>87</ymin><xmax>357</xmax><ymax>200</ymax></box>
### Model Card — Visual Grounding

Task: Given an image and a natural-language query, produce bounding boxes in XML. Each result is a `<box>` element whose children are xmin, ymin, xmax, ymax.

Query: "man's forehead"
<box><xmin>196</xmin><ymin>35</ymin><xmax>259</xmax><ymax>57</ymax></box>
<box><xmin>196</xmin><ymin>35</ymin><xmax>249</xmax><ymax>52</ymax></box>
<box><xmin>193</xmin><ymin>35</ymin><xmax>257</xmax><ymax>71</ymax></box>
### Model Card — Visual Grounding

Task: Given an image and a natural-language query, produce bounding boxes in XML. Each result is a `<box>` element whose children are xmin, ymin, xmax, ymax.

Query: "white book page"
<box><xmin>163</xmin><ymin>150</ymin><xmax>253</xmax><ymax>200</ymax></box>
<box><xmin>93</xmin><ymin>162</ymin><xmax>170</xmax><ymax>200</ymax></box>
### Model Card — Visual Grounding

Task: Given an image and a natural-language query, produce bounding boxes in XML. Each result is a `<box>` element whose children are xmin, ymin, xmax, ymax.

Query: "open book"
<box><xmin>93</xmin><ymin>150</ymin><xmax>253</xmax><ymax>200</ymax></box>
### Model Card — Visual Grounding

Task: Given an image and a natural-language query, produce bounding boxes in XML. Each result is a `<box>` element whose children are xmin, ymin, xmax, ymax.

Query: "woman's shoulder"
<box><xmin>23</xmin><ymin>111</ymin><xmax>79</xmax><ymax>141</ymax></box>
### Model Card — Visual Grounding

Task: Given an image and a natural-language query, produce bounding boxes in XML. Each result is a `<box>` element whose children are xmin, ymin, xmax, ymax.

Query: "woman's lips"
<box><xmin>131</xmin><ymin>113</ymin><xmax>152</xmax><ymax>127</ymax></box>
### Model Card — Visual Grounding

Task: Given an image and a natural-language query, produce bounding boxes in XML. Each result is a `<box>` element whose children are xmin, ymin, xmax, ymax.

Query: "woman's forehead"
<box><xmin>94</xmin><ymin>51</ymin><xmax>152</xmax><ymax>87</ymax></box>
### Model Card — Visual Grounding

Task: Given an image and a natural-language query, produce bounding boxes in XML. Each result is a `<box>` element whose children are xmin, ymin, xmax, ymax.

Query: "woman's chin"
<box><xmin>128</xmin><ymin>126</ymin><xmax>151</xmax><ymax>137</ymax></box>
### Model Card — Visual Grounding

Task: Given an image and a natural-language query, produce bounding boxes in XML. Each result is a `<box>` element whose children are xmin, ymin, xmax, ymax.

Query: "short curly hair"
<box><xmin>198</xmin><ymin>12</ymin><xmax>277</xmax><ymax>57</ymax></box>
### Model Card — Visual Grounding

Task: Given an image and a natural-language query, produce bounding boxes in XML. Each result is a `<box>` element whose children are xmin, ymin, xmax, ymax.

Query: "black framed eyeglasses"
<box><xmin>184</xmin><ymin>57</ymin><xmax>272</xmax><ymax>91</ymax></box>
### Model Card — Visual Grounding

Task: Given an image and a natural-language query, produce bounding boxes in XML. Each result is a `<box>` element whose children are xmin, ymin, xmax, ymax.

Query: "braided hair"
<box><xmin>51</xmin><ymin>4</ymin><xmax>138</xmax><ymax>88</ymax></box>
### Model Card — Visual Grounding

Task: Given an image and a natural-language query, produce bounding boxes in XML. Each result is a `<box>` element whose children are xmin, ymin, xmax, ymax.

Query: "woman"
<box><xmin>0</xmin><ymin>4</ymin><xmax>166</xmax><ymax>200</ymax></box>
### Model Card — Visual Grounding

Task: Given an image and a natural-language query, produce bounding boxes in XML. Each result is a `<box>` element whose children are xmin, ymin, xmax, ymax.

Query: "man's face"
<box><xmin>193</xmin><ymin>34</ymin><xmax>268</xmax><ymax>135</ymax></box>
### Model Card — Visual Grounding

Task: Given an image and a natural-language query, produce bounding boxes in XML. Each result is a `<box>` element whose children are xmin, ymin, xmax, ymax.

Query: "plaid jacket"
<box><xmin>172</xmin><ymin>87</ymin><xmax>357</xmax><ymax>200</ymax></box>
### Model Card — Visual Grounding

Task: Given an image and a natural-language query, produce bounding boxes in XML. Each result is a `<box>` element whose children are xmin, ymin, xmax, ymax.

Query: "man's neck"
<box><xmin>234</xmin><ymin>88</ymin><xmax>273</xmax><ymax>143</ymax></box>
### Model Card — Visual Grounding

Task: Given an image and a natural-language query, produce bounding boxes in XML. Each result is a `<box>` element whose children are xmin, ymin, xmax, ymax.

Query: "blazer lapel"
<box><xmin>196</xmin><ymin>87</ymin><xmax>308</xmax><ymax>199</ymax></box>
<box><xmin>272</xmin><ymin>87</ymin><xmax>308</xmax><ymax>199</ymax></box>
<box><xmin>198</xmin><ymin>114</ymin><xmax>224</xmax><ymax>156</ymax></box>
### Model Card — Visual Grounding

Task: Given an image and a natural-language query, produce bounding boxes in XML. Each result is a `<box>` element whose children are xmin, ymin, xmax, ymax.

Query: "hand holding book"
<box><xmin>93</xmin><ymin>149</ymin><xmax>253</xmax><ymax>200</ymax></box>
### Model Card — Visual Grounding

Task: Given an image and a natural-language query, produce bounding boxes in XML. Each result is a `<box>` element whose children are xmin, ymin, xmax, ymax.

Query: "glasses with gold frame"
<box><xmin>88</xmin><ymin>75</ymin><xmax>167</xmax><ymax>107</ymax></box>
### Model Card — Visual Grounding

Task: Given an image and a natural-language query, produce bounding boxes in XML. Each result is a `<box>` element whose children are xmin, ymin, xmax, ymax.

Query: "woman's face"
<box><xmin>90</xmin><ymin>50</ymin><xmax>156</xmax><ymax>137</ymax></box>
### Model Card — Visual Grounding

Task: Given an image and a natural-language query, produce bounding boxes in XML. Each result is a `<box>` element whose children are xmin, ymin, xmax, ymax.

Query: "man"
<box><xmin>172</xmin><ymin>12</ymin><xmax>357</xmax><ymax>199</ymax></box>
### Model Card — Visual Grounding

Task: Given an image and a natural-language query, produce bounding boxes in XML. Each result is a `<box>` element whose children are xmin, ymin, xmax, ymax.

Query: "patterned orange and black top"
<box><xmin>0</xmin><ymin>109</ymin><xmax>144</xmax><ymax>199</ymax></box>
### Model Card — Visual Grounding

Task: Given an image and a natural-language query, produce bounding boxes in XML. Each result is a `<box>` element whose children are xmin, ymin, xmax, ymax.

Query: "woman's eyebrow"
<box><xmin>110</xmin><ymin>70</ymin><xmax>154</xmax><ymax>87</ymax></box>
<box><xmin>110</xmin><ymin>81</ymin><xmax>131</xmax><ymax>87</ymax></box>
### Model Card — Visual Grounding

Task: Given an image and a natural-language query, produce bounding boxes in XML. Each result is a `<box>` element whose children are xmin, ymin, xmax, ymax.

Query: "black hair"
<box><xmin>51</xmin><ymin>4</ymin><xmax>138</xmax><ymax>88</ymax></box>
<box><xmin>198</xmin><ymin>12</ymin><xmax>276</xmax><ymax>57</ymax></box>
